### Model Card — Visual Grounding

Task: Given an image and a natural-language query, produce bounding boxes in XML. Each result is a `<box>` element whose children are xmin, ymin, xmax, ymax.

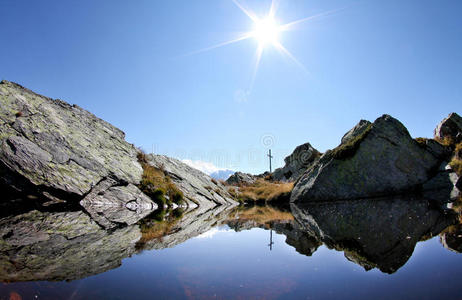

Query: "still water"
<box><xmin>1</xmin><ymin>197</ymin><xmax>462</xmax><ymax>300</ymax></box>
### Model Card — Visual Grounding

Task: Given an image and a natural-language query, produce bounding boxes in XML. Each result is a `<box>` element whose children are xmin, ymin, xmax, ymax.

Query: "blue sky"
<box><xmin>1</xmin><ymin>0</ymin><xmax>461</xmax><ymax>174</ymax></box>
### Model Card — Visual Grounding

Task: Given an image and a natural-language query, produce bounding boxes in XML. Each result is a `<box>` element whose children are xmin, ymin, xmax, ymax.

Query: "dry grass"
<box><xmin>228</xmin><ymin>206</ymin><xmax>294</xmax><ymax>226</ymax></box>
<box><xmin>227</xmin><ymin>187</ymin><xmax>238</xmax><ymax>198</ymax></box>
<box><xmin>237</xmin><ymin>179</ymin><xmax>293</xmax><ymax>203</ymax></box>
<box><xmin>137</xmin><ymin>151</ymin><xmax>183</xmax><ymax>205</ymax></box>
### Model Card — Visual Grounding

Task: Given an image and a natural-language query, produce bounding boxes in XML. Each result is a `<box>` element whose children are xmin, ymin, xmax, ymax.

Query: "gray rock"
<box><xmin>291</xmin><ymin>115</ymin><xmax>443</xmax><ymax>203</ymax></box>
<box><xmin>226</xmin><ymin>172</ymin><xmax>256</xmax><ymax>186</ymax></box>
<box><xmin>273</xmin><ymin>142</ymin><xmax>320</xmax><ymax>182</ymax></box>
<box><xmin>341</xmin><ymin>120</ymin><xmax>372</xmax><ymax>144</ymax></box>
<box><xmin>434</xmin><ymin>112</ymin><xmax>462</xmax><ymax>143</ymax></box>
<box><xmin>291</xmin><ymin>196</ymin><xmax>457</xmax><ymax>273</ymax></box>
<box><xmin>0</xmin><ymin>80</ymin><xmax>145</xmax><ymax>201</ymax></box>
<box><xmin>146</xmin><ymin>154</ymin><xmax>237</xmax><ymax>208</ymax></box>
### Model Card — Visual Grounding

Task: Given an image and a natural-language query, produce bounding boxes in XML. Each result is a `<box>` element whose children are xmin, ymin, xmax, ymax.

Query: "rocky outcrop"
<box><xmin>434</xmin><ymin>112</ymin><xmax>462</xmax><ymax>143</ymax></box>
<box><xmin>291</xmin><ymin>196</ymin><xmax>458</xmax><ymax>273</ymax></box>
<box><xmin>291</xmin><ymin>115</ymin><xmax>449</xmax><ymax>203</ymax></box>
<box><xmin>0</xmin><ymin>210</ymin><xmax>141</xmax><ymax>282</ymax></box>
<box><xmin>226</xmin><ymin>171</ymin><xmax>256</xmax><ymax>186</ymax></box>
<box><xmin>272</xmin><ymin>142</ymin><xmax>320</xmax><ymax>182</ymax></box>
<box><xmin>146</xmin><ymin>154</ymin><xmax>237</xmax><ymax>209</ymax></box>
<box><xmin>0</xmin><ymin>80</ymin><xmax>156</xmax><ymax>227</ymax></box>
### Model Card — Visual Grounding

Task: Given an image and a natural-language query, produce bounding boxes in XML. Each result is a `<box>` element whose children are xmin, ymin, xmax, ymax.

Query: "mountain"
<box><xmin>210</xmin><ymin>169</ymin><xmax>235</xmax><ymax>181</ymax></box>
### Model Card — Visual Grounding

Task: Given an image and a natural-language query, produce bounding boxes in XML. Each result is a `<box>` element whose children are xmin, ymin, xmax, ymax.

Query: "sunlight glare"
<box><xmin>252</xmin><ymin>17</ymin><xmax>280</xmax><ymax>46</ymax></box>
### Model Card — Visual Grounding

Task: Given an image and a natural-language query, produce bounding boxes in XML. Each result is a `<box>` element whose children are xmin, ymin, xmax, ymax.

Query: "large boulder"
<box><xmin>434</xmin><ymin>112</ymin><xmax>462</xmax><ymax>143</ymax></box>
<box><xmin>291</xmin><ymin>115</ymin><xmax>445</xmax><ymax>203</ymax></box>
<box><xmin>272</xmin><ymin>142</ymin><xmax>320</xmax><ymax>182</ymax></box>
<box><xmin>0</xmin><ymin>80</ymin><xmax>157</xmax><ymax>227</ymax></box>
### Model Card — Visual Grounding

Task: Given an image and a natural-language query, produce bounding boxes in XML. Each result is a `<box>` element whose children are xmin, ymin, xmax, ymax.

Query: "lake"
<box><xmin>1</xmin><ymin>197</ymin><xmax>462</xmax><ymax>300</ymax></box>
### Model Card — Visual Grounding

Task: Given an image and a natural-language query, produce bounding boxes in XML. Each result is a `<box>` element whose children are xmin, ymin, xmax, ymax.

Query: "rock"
<box><xmin>0</xmin><ymin>81</ymin><xmax>143</xmax><ymax>198</ymax></box>
<box><xmin>291</xmin><ymin>196</ymin><xmax>457</xmax><ymax>273</ymax></box>
<box><xmin>146</xmin><ymin>154</ymin><xmax>237</xmax><ymax>208</ymax></box>
<box><xmin>341</xmin><ymin>120</ymin><xmax>372</xmax><ymax>144</ymax></box>
<box><xmin>434</xmin><ymin>112</ymin><xmax>462</xmax><ymax>143</ymax></box>
<box><xmin>272</xmin><ymin>142</ymin><xmax>320</xmax><ymax>182</ymax></box>
<box><xmin>291</xmin><ymin>114</ymin><xmax>443</xmax><ymax>203</ymax></box>
<box><xmin>226</xmin><ymin>171</ymin><xmax>257</xmax><ymax>186</ymax></box>
<box><xmin>0</xmin><ymin>80</ymin><xmax>159</xmax><ymax>227</ymax></box>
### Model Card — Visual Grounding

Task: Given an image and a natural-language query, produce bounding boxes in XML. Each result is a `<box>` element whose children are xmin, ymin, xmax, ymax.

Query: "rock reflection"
<box><xmin>291</xmin><ymin>196</ymin><xmax>458</xmax><ymax>273</ymax></box>
<box><xmin>0</xmin><ymin>210</ymin><xmax>141</xmax><ymax>282</ymax></box>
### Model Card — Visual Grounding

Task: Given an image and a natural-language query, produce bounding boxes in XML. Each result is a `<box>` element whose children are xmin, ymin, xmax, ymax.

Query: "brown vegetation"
<box><xmin>236</xmin><ymin>179</ymin><xmax>293</xmax><ymax>203</ymax></box>
<box><xmin>137</xmin><ymin>151</ymin><xmax>184</xmax><ymax>206</ymax></box>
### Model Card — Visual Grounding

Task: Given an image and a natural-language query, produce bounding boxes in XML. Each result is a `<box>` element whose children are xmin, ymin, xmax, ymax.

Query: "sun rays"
<box><xmin>188</xmin><ymin>0</ymin><xmax>345</xmax><ymax>92</ymax></box>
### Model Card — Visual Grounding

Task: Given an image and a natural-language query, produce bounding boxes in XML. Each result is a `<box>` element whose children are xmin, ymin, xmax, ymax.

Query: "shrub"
<box><xmin>331</xmin><ymin>124</ymin><xmax>372</xmax><ymax>160</ymax></box>
<box><xmin>15</xmin><ymin>111</ymin><xmax>22</xmax><ymax>117</ymax></box>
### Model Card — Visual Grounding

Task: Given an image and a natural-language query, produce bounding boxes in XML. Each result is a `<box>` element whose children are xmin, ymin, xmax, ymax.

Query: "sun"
<box><xmin>252</xmin><ymin>17</ymin><xmax>281</xmax><ymax>46</ymax></box>
<box><xmin>188</xmin><ymin>0</ymin><xmax>343</xmax><ymax>90</ymax></box>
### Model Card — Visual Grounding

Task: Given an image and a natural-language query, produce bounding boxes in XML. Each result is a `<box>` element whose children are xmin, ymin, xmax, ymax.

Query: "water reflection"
<box><xmin>0</xmin><ymin>196</ymin><xmax>460</xmax><ymax>285</ymax></box>
<box><xmin>291</xmin><ymin>196</ymin><xmax>458</xmax><ymax>273</ymax></box>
